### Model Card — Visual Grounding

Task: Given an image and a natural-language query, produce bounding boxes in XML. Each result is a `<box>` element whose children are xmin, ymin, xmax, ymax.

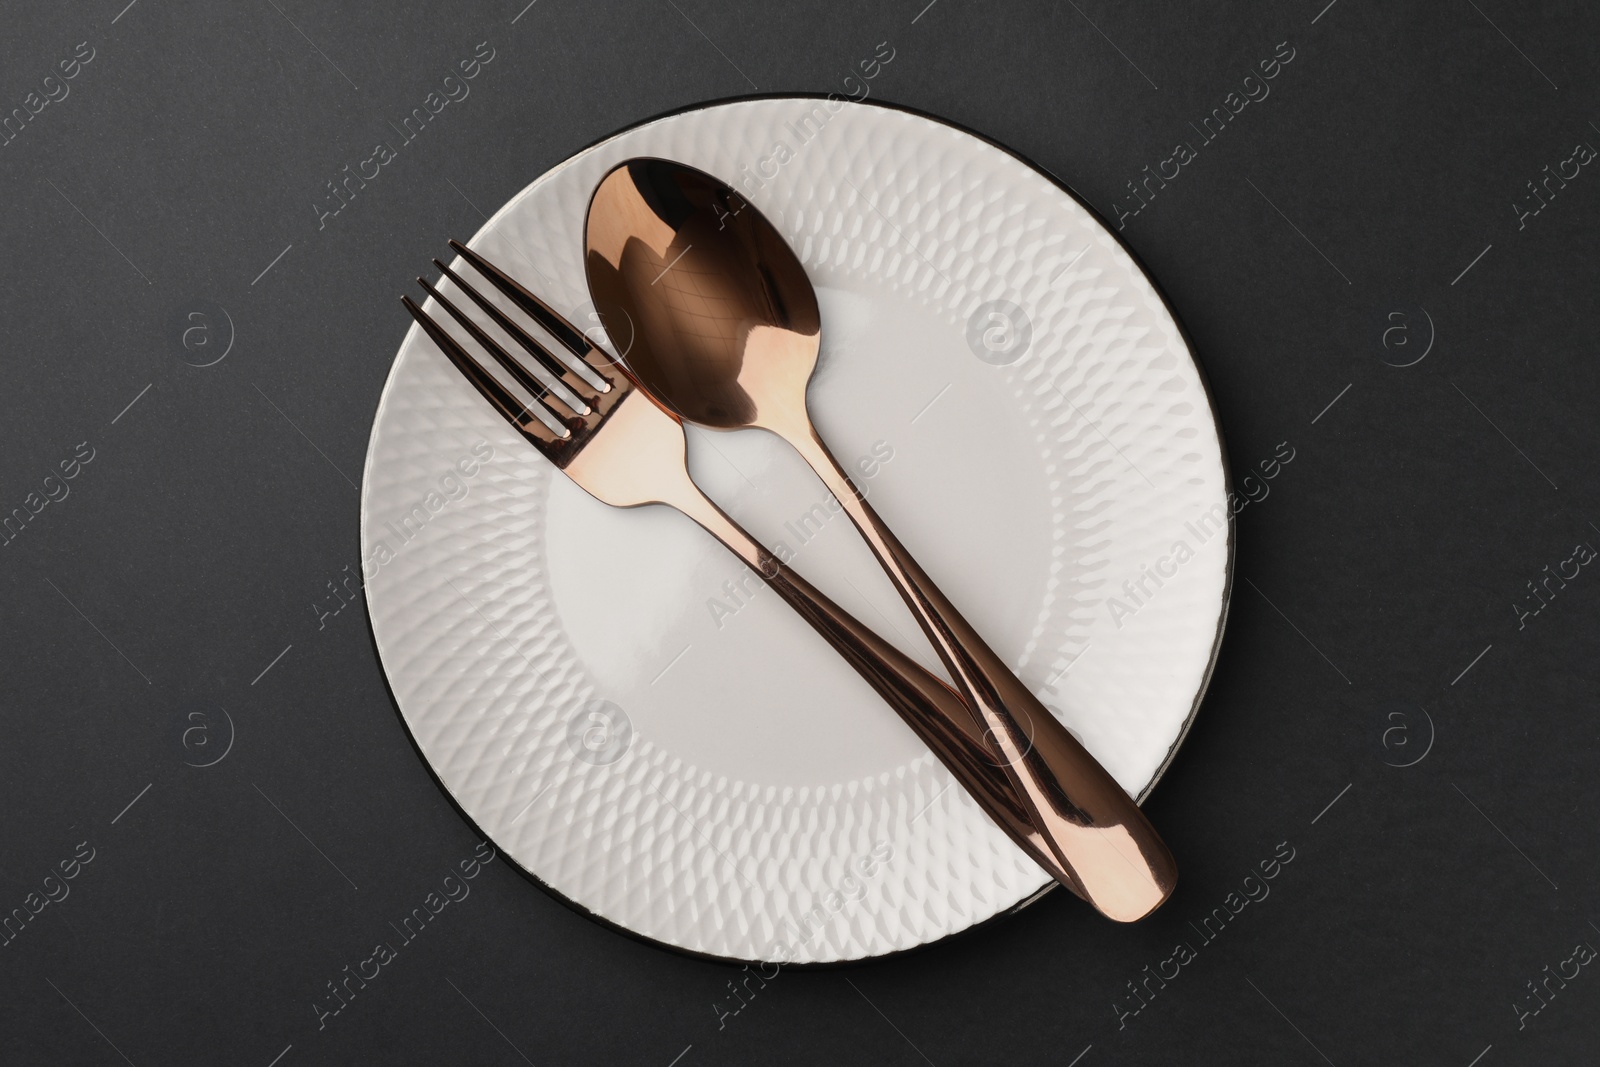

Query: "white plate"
<box><xmin>361</xmin><ymin>98</ymin><xmax>1230</xmax><ymax>964</ymax></box>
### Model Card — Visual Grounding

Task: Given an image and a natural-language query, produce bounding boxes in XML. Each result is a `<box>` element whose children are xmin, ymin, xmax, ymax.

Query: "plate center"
<box><xmin>542</xmin><ymin>281</ymin><xmax>1057</xmax><ymax>788</ymax></box>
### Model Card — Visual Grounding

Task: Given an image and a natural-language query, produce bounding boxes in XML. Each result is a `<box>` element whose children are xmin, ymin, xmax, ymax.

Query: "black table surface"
<box><xmin>3</xmin><ymin>1</ymin><xmax>1597</xmax><ymax>1064</ymax></box>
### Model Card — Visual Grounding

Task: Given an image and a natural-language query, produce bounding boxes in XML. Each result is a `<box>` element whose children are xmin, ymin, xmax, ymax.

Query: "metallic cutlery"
<box><xmin>583</xmin><ymin>158</ymin><xmax>1176</xmax><ymax>921</ymax></box>
<box><xmin>401</xmin><ymin>241</ymin><xmax>1088</xmax><ymax>894</ymax></box>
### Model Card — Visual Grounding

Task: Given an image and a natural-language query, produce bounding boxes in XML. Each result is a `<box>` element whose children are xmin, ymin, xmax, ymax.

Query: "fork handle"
<box><xmin>777</xmin><ymin>426</ymin><xmax>1177</xmax><ymax>922</ymax></box>
<box><xmin>667</xmin><ymin>486</ymin><xmax>1086</xmax><ymax>893</ymax></box>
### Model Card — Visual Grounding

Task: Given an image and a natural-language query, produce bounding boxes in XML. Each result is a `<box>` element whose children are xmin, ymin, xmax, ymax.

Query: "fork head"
<box><xmin>401</xmin><ymin>242</ymin><xmax>693</xmax><ymax>511</ymax></box>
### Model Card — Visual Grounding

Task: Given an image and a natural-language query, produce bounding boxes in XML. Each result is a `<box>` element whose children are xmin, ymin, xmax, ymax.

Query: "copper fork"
<box><xmin>401</xmin><ymin>242</ymin><xmax>1090</xmax><ymax>896</ymax></box>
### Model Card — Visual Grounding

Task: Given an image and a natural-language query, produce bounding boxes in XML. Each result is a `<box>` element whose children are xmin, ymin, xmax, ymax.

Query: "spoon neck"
<box><xmin>774</xmin><ymin>423</ymin><xmax>860</xmax><ymax>505</ymax></box>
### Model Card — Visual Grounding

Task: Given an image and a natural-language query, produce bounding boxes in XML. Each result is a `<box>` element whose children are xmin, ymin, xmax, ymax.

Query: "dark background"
<box><xmin>1</xmin><ymin>0</ymin><xmax>1596</xmax><ymax>1064</ymax></box>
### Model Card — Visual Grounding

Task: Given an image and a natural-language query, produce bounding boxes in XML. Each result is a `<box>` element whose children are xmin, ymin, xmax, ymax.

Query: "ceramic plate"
<box><xmin>361</xmin><ymin>97</ymin><xmax>1230</xmax><ymax>964</ymax></box>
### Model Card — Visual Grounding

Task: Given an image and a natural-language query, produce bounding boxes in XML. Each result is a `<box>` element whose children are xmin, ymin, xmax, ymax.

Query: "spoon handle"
<box><xmin>779</xmin><ymin>426</ymin><xmax>1177</xmax><ymax>922</ymax></box>
<box><xmin>664</xmin><ymin>483</ymin><xmax>1085</xmax><ymax>891</ymax></box>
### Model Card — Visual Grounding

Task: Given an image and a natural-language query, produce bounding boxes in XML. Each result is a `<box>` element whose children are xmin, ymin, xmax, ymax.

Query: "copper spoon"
<box><xmin>583</xmin><ymin>157</ymin><xmax>1177</xmax><ymax>921</ymax></box>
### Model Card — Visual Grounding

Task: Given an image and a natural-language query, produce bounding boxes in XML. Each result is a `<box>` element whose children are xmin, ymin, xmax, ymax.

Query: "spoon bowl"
<box><xmin>584</xmin><ymin>158</ymin><xmax>821</xmax><ymax>436</ymax></box>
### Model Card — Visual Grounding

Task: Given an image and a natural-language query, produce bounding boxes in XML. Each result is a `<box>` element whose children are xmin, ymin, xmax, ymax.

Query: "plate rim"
<box><xmin>360</xmin><ymin>91</ymin><xmax>1236</xmax><ymax>968</ymax></box>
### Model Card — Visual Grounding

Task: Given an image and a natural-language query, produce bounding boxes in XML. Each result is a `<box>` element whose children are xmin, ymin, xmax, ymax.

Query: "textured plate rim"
<box><xmin>360</xmin><ymin>92</ymin><xmax>1236</xmax><ymax>968</ymax></box>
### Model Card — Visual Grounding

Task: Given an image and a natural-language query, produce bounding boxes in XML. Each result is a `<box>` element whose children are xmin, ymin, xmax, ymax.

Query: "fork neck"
<box><xmin>667</xmin><ymin>483</ymin><xmax>783</xmax><ymax>583</ymax></box>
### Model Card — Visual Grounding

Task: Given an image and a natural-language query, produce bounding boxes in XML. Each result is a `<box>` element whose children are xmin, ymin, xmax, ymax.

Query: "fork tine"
<box><xmin>447</xmin><ymin>239</ymin><xmax>616</xmax><ymax>384</ymax></box>
<box><xmin>431</xmin><ymin>258</ymin><xmax>593</xmax><ymax>402</ymax></box>
<box><xmin>415</xmin><ymin>276</ymin><xmax>585</xmax><ymax>420</ymax></box>
<box><xmin>400</xmin><ymin>294</ymin><xmax>567</xmax><ymax>442</ymax></box>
